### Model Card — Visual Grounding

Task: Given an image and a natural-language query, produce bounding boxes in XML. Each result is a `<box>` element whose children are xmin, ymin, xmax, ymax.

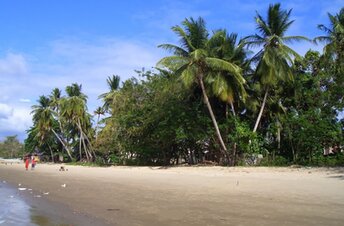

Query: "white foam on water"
<box><xmin>0</xmin><ymin>184</ymin><xmax>35</xmax><ymax>226</ymax></box>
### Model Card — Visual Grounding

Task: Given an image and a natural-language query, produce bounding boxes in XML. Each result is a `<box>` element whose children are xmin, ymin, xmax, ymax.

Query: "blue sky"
<box><xmin>0</xmin><ymin>0</ymin><xmax>343</xmax><ymax>141</ymax></box>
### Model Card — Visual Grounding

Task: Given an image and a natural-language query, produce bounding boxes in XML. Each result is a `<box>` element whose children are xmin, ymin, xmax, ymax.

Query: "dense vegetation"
<box><xmin>21</xmin><ymin>4</ymin><xmax>344</xmax><ymax>166</ymax></box>
<box><xmin>0</xmin><ymin>136</ymin><xmax>24</xmax><ymax>158</ymax></box>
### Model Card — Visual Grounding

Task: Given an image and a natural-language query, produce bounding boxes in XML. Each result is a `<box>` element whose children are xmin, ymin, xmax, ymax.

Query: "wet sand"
<box><xmin>0</xmin><ymin>163</ymin><xmax>343</xmax><ymax>226</ymax></box>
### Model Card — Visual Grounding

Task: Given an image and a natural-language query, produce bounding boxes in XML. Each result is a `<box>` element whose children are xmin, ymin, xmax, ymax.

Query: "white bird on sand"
<box><xmin>61</xmin><ymin>184</ymin><xmax>66</xmax><ymax>188</ymax></box>
<box><xmin>43</xmin><ymin>192</ymin><xmax>49</xmax><ymax>195</ymax></box>
<box><xmin>18</xmin><ymin>188</ymin><xmax>27</xmax><ymax>191</ymax></box>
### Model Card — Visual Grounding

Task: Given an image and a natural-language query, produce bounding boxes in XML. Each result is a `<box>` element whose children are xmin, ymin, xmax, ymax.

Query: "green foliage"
<box><xmin>0</xmin><ymin>136</ymin><xmax>24</xmax><ymax>158</ymax></box>
<box><xmin>227</xmin><ymin>118</ymin><xmax>264</xmax><ymax>154</ymax></box>
<box><xmin>312</xmin><ymin>152</ymin><xmax>344</xmax><ymax>167</ymax></box>
<box><xmin>259</xmin><ymin>156</ymin><xmax>289</xmax><ymax>166</ymax></box>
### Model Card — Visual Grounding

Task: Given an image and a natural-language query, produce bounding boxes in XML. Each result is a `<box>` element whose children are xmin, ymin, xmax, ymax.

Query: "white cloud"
<box><xmin>0</xmin><ymin>37</ymin><xmax>164</xmax><ymax>141</ymax></box>
<box><xmin>0</xmin><ymin>103</ymin><xmax>32</xmax><ymax>140</ymax></box>
<box><xmin>31</xmin><ymin>37</ymin><xmax>164</xmax><ymax>110</ymax></box>
<box><xmin>0</xmin><ymin>103</ymin><xmax>13</xmax><ymax>119</ymax></box>
<box><xmin>0</xmin><ymin>53</ymin><xmax>28</xmax><ymax>75</ymax></box>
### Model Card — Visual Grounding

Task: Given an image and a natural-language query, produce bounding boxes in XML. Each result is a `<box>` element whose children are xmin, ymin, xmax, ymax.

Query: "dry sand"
<box><xmin>0</xmin><ymin>163</ymin><xmax>343</xmax><ymax>226</ymax></box>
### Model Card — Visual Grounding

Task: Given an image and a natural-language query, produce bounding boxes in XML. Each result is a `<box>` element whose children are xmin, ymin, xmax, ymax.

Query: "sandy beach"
<box><xmin>0</xmin><ymin>163</ymin><xmax>343</xmax><ymax>226</ymax></box>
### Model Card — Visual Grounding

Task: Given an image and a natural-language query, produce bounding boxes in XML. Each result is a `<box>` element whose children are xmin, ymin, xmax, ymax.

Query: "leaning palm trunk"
<box><xmin>199</xmin><ymin>76</ymin><xmax>228</xmax><ymax>153</ymax></box>
<box><xmin>79</xmin><ymin>132</ymin><xmax>84</xmax><ymax>161</ymax></box>
<box><xmin>76</xmin><ymin>119</ymin><xmax>95</xmax><ymax>161</ymax></box>
<box><xmin>48</xmin><ymin>144</ymin><xmax>54</xmax><ymax>163</ymax></box>
<box><xmin>51</xmin><ymin>129</ymin><xmax>73</xmax><ymax>161</ymax></box>
<box><xmin>81</xmin><ymin>130</ymin><xmax>92</xmax><ymax>161</ymax></box>
<box><xmin>229</xmin><ymin>101</ymin><xmax>236</xmax><ymax>116</ymax></box>
<box><xmin>253</xmin><ymin>88</ymin><xmax>269</xmax><ymax>132</ymax></box>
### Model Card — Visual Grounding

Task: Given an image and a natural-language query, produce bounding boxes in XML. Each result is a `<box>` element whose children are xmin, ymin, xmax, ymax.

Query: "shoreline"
<box><xmin>1</xmin><ymin>178</ymin><xmax>110</xmax><ymax>226</ymax></box>
<box><xmin>1</xmin><ymin>163</ymin><xmax>343</xmax><ymax>226</ymax></box>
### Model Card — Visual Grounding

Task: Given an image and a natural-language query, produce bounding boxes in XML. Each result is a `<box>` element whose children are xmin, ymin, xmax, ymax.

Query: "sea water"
<box><xmin>0</xmin><ymin>182</ymin><xmax>35</xmax><ymax>226</ymax></box>
<box><xmin>0</xmin><ymin>181</ymin><xmax>105</xmax><ymax>226</ymax></box>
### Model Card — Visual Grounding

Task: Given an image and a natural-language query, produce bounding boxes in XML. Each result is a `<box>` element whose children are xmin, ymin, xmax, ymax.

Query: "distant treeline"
<box><xmin>0</xmin><ymin>136</ymin><xmax>24</xmax><ymax>158</ymax></box>
<box><xmin>25</xmin><ymin>4</ymin><xmax>344</xmax><ymax>166</ymax></box>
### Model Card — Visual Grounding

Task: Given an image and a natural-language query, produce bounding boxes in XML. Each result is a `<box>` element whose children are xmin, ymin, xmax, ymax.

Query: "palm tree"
<box><xmin>244</xmin><ymin>3</ymin><xmax>309</xmax><ymax>132</ymax></box>
<box><xmin>315</xmin><ymin>8</ymin><xmax>344</xmax><ymax>61</ymax></box>
<box><xmin>158</xmin><ymin>17</ymin><xmax>243</xmax><ymax>152</ymax></box>
<box><xmin>49</xmin><ymin>88</ymin><xmax>68</xmax><ymax>145</ymax></box>
<box><xmin>61</xmin><ymin>83</ymin><xmax>94</xmax><ymax>161</ymax></box>
<box><xmin>206</xmin><ymin>30</ymin><xmax>248</xmax><ymax>116</ymax></box>
<box><xmin>94</xmin><ymin>106</ymin><xmax>105</xmax><ymax>140</ymax></box>
<box><xmin>315</xmin><ymin>8</ymin><xmax>344</xmax><ymax>111</ymax></box>
<box><xmin>31</xmin><ymin>95</ymin><xmax>74</xmax><ymax>160</ymax></box>
<box><xmin>99</xmin><ymin>75</ymin><xmax>121</xmax><ymax>112</ymax></box>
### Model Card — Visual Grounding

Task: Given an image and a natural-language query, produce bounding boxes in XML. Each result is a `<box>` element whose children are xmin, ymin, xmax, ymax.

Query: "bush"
<box><xmin>259</xmin><ymin>156</ymin><xmax>289</xmax><ymax>166</ymax></box>
<box><xmin>313</xmin><ymin>152</ymin><xmax>344</xmax><ymax>166</ymax></box>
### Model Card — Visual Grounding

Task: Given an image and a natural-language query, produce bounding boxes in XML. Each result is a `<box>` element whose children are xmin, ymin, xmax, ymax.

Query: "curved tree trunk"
<box><xmin>48</xmin><ymin>144</ymin><xmax>54</xmax><ymax>163</ymax></box>
<box><xmin>51</xmin><ymin>129</ymin><xmax>73</xmax><ymax>161</ymax></box>
<box><xmin>253</xmin><ymin>88</ymin><xmax>269</xmax><ymax>133</ymax></box>
<box><xmin>198</xmin><ymin>77</ymin><xmax>227</xmax><ymax>152</ymax></box>
<box><xmin>77</xmin><ymin>119</ymin><xmax>95</xmax><ymax>161</ymax></box>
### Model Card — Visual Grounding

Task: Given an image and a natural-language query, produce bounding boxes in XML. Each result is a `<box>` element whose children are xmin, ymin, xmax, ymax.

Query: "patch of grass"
<box><xmin>66</xmin><ymin>161</ymin><xmax>103</xmax><ymax>167</ymax></box>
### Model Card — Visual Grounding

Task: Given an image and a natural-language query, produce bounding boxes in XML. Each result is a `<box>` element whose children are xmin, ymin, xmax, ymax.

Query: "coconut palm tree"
<box><xmin>158</xmin><ymin>17</ymin><xmax>243</xmax><ymax>152</ymax></box>
<box><xmin>243</xmin><ymin>3</ymin><xmax>309</xmax><ymax>132</ymax></box>
<box><xmin>315</xmin><ymin>8</ymin><xmax>344</xmax><ymax>111</ymax></box>
<box><xmin>49</xmin><ymin>88</ymin><xmax>69</xmax><ymax>144</ymax></box>
<box><xmin>206</xmin><ymin>30</ymin><xmax>248</xmax><ymax>116</ymax></box>
<box><xmin>315</xmin><ymin>7</ymin><xmax>344</xmax><ymax>61</ymax></box>
<box><xmin>99</xmin><ymin>75</ymin><xmax>121</xmax><ymax>112</ymax></box>
<box><xmin>61</xmin><ymin>83</ymin><xmax>94</xmax><ymax>161</ymax></box>
<box><xmin>31</xmin><ymin>95</ymin><xmax>74</xmax><ymax>160</ymax></box>
<box><xmin>94</xmin><ymin>106</ymin><xmax>105</xmax><ymax>140</ymax></box>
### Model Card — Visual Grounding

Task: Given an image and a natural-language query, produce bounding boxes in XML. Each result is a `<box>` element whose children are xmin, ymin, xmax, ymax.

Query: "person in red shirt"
<box><xmin>25</xmin><ymin>157</ymin><xmax>29</xmax><ymax>170</ymax></box>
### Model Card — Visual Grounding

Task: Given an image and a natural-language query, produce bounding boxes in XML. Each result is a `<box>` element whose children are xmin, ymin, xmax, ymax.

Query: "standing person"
<box><xmin>31</xmin><ymin>155</ymin><xmax>36</xmax><ymax>170</ymax></box>
<box><xmin>25</xmin><ymin>156</ymin><xmax>29</xmax><ymax>171</ymax></box>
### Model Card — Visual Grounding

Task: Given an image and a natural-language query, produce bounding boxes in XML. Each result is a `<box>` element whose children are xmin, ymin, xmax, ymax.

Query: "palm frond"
<box><xmin>171</xmin><ymin>25</ymin><xmax>196</xmax><ymax>52</ymax></box>
<box><xmin>180</xmin><ymin>66</ymin><xmax>197</xmax><ymax>87</ymax></box>
<box><xmin>158</xmin><ymin>44</ymin><xmax>188</xmax><ymax>56</ymax></box>
<box><xmin>205</xmin><ymin>58</ymin><xmax>241</xmax><ymax>76</ymax></box>
<box><xmin>282</xmin><ymin>35</ymin><xmax>311</xmax><ymax>44</ymax></box>
<box><xmin>156</xmin><ymin>56</ymin><xmax>188</xmax><ymax>70</ymax></box>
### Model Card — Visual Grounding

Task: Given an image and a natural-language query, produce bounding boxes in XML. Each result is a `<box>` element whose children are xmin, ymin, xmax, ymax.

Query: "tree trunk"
<box><xmin>95</xmin><ymin>114</ymin><xmax>100</xmax><ymax>141</ymax></box>
<box><xmin>229</xmin><ymin>100</ymin><xmax>236</xmax><ymax>116</ymax></box>
<box><xmin>77</xmin><ymin>120</ymin><xmax>89</xmax><ymax>162</ymax></box>
<box><xmin>198</xmin><ymin>77</ymin><xmax>227</xmax><ymax>153</ymax></box>
<box><xmin>291</xmin><ymin>142</ymin><xmax>296</xmax><ymax>162</ymax></box>
<box><xmin>48</xmin><ymin>144</ymin><xmax>54</xmax><ymax>163</ymax></box>
<box><xmin>79</xmin><ymin>131</ymin><xmax>83</xmax><ymax>161</ymax></box>
<box><xmin>277</xmin><ymin>126</ymin><xmax>281</xmax><ymax>150</ymax></box>
<box><xmin>51</xmin><ymin>129</ymin><xmax>73</xmax><ymax>161</ymax></box>
<box><xmin>232</xmin><ymin>142</ymin><xmax>237</xmax><ymax>166</ymax></box>
<box><xmin>253</xmin><ymin>88</ymin><xmax>269</xmax><ymax>133</ymax></box>
<box><xmin>77</xmin><ymin>119</ymin><xmax>94</xmax><ymax>161</ymax></box>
